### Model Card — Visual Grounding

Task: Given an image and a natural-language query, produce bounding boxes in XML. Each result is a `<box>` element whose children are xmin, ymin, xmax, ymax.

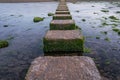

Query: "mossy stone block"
<box><xmin>43</xmin><ymin>30</ymin><xmax>84</xmax><ymax>52</ymax></box>
<box><xmin>50</xmin><ymin>20</ymin><xmax>76</xmax><ymax>30</ymax></box>
<box><xmin>53</xmin><ymin>14</ymin><xmax>72</xmax><ymax>20</ymax></box>
<box><xmin>56</xmin><ymin>11</ymin><xmax>70</xmax><ymax>14</ymax></box>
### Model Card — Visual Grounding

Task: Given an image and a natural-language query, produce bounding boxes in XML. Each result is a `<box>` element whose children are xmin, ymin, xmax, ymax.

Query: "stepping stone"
<box><xmin>56</xmin><ymin>11</ymin><xmax>70</xmax><ymax>14</ymax></box>
<box><xmin>50</xmin><ymin>20</ymin><xmax>76</xmax><ymax>30</ymax></box>
<box><xmin>53</xmin><ymin>14</ymin><xmax>72</xmax><ymax>20</ymax></box>
<box><xmin>25</xmin><ymin>56</ymin><xmax>102</xmax><ymax>80</ymax></box>
<box><xmin>43</xmin><ymin>30</ymin><xmax>84</xmax><ymax>52</ymax></box>
<box><xmin>56</xmin><ymin>5</ymin><xmax>68</xmax><ymax>11</ymax></box>
<box><xmin>59</xmin><ymin>3</ymin><xmax>66</xmax><ymax>5</ymax></box>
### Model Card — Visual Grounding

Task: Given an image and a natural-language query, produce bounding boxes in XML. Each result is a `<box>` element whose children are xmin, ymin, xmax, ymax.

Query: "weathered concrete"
<box><xmin>50</xmin><ymin>20</ymin><xmax>76</xmax><ymax>30</ymax></box>
<box><xmin>56</xmin><ymin>11</ymin><xmax>70</xmax><ymax>14</ymax></box>
<box><xmin>25</xmin><ymin>56</ymin><xmax>102</xmax><ymax>80</ymax></box>
<box><xmin>53</xmin><ymin>14</ymin><xmax>72</xmax><ymax>20</ymax></box>
<box><xmin>57</xmin><ymin>6</ymin><xmax>68</xmax><ymax>9</ymax></box>
<box><xmin>56</xmin><ymin>5</ymin><xmax>68</xmax><ymax>11</ymax></box>
<box><xmin>43</xmin><ymin>30</ymin><xmax>84</xmax><ymax>52</ymax></box>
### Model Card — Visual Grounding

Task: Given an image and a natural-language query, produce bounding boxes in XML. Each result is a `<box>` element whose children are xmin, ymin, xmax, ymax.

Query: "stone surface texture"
<box><xmin>56</xmin><ymin>11</ymin><xmax>70</xmax><ymax>14</ymax></box>
<box><xmin>25</xmin><ymin>56</ymin><xmax>102</xmax><ymax>80</ymax></box>
<box><xmin>50</xmin><ymin>20</ymin><xmax>76</xmax><ymax>30</ymax></box>
<box><xmin>44</xmin><ymin>30</ymin><xmax>82</xmax><ymax>40</ymax></box>
<box><xmin>53</xmin><ymin>14</ymin><xmax>72</xmax><ymax>20</ymax></box>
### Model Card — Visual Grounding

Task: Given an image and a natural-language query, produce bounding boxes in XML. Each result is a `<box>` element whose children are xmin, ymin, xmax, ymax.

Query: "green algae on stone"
<box><xmin>43</xmin><ymin>30</ymin><xmax>84</xmax><ymax>52</ymax></box>
<box><xmin>101</xmin><ymin>9</ymin><xmax>109</xmax><ymax>13</ymax></box>
<box><xmin>84</xmin><ymin>47</ymin><xmax>91</xmax><ymax>53</ymax></box>
<box><xmin>48</xmin><ymin>13</ymin><xmax>54</xmax><ymax>16</ymax></box>
<box><xmin>118</xmin><ymin>31</ymin><xmax>120</xmax><ymax>35</ymax></box>
<box><xmin>104</xmin><ymin>37</ymin><xmax>110</xmax><ymax>41</ymax></box>
<box><xmin>50</xmin><ymin>23</ymin><xmax>76</xmax><ymax>30</ymax></box>
<box><xmin>112</xmin><ymin>28</ymin><xmax>120</xmax><ymax>35</ymax></box>
<box><xmin>109</xmin><ymin>16</ymin><xmax>119</xmax><ymax>20</ymax></box>
<box><xmin>43</xmin><ymin>39</ymin><xmax>84</xmax><ymax>52</ymax></box>
<box><xmin>33</xmin><ymin>17</ymin><xmax>44</xmax><ymax>22</ymax></box>
<box><xmin>0</xmin><ymin>40</ymin><xmax>9</xmax><ymax>48</ymax></box>
<box><xmin>116</xmin><ymin>11</ymin><xmax>120</xmax><ymax>13</ymax></box>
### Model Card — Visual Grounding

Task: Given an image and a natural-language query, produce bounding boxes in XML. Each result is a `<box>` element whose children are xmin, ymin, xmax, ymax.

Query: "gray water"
<box><xmin>0</xmin><ymin>1</ymin><xmax>120</xmax><ymax>80</ymax></box>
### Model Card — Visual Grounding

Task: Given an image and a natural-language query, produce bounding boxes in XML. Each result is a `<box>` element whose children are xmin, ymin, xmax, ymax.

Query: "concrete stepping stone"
<box><xmin>25</xmin><ymin>56</ymin><xmax>102</xmax><ymax>80</ymax></box>
<box><xmin>56</xmin><ymin>11</ymin><xmax>70</xmax><ymax>14</ymax></box>
<box><xmin>56</xmin><ymin>5</ymin><xmax>68</xmax><ymax>11</ymax></box>
<box><xmin>59</xmin><ymin>3</ymin><xmax>66</xmax><ymax>5</ymax></box>
<box><xmin>53</xmin><ymin>14</ymin><xmax>72</xmax><ymax>20</ymax></box>
<box><xmin>50</xmin><ymin>20</ymin><xmax>76</xmax><ymax>30</ymax></box>
<box><xmin>43</xmin><ymin>30</ymin><xmax>84</xmax><ymax>52</ymax></box>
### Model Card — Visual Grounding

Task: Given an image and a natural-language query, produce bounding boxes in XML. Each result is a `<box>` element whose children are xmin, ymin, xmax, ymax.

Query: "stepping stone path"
<box><xmin>26</xmin><ymin>56</ymin><xmax>101</xmax><ymax>80</ymax></box>
<box><xmin>25</xmin><ymin>0</ymin><xmax>102</xmax><ymax>80</ymax></box>
<box><xmin>44</xmin><ymin>0</ymin><xmax>84</xmax><ymax>53</ymax></box>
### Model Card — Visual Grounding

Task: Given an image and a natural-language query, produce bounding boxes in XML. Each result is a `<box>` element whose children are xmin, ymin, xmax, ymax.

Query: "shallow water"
<box><xmin>68</xmin><ymin>1</ymin><xmax>120</xmax><ymax>80</ymax></box>
<box><xmin>0</xmin><ymin>2</ymin><xmax>58</xmax><ymax>80</ymax></box>
<box><xmin>0</xmin><ymin>1</ymin><xmax>120</xmax><ymax>80</ymax></box>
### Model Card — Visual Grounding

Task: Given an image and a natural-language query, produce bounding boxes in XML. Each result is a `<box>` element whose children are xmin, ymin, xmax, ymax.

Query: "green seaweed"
<box><xmin>33</xmin><ymin>17</ymin><xmax>44</xmax><ymax>22</ymax></box>
<box><xmin>43</xmin><ymin>37</ymin><xmax>84</xmax><ymax>52</ymax></box>
<box><xmin>118</xmin><ymin>31</ymin><xmax>120</xmax><ymax>35</ymax></box>
<box><xmin>109</xmin><ymin>16</ymin><xmax>119</xmax><ymax>20</ymax></box>
<box><xmin>104</xmin><ymin>37</ymin><xmax>110</xmax><ymax>41</ymax></box>
<box><xmin>101</xmin><ymin>9</ymin><xmax>109</xmax><ymax>13</ymax></box>
<box><xmin>112</xmin><ymin>28</ymin><xmax>120</xmax><ymax>35</ymax></box>
<box><xmin>84</xmin><ymin>47</ymin><xmax>91</xmax><ymax>53</ymax></box>
<box><xmin>112</xmin><ymin>28</ymin><xmax>120</xmax><ymax>32</ymax></box>
<box><xmin>0</xmin><ymin>40</ymin><xmax>9</xmax><ymax>48</ymax></box>
<box><xmin>48</xmin><ymin>13</ymin><xmax>54</xmax><ymax>16</ymax></box>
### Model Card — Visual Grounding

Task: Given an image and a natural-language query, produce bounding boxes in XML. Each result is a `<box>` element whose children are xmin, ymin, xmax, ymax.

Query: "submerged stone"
<box><xmin>48</xmin><ymin>13</ymin><xmax>54</xmax><ymax>16</ymax></box>
<box><xmin>33</xmin><ymin>17</ymin><xmax>44</xmax><ymax>22</ymax></box>
<box><xmin>43</xmin><ymin>30</ymin><xmax>84</xmax><ymax>52</ymax></box>
<box><xmin>0</xmin><ymin>40</ymin><xmax>9</xmax><ymax>48</ymax></box>
<box><xmin>50</xmin><ymin>20</ymin><xmax>76</xmax><ymax>30</ymax></box>
<box><xmin>53</xmin><ymin>14</ymin><xmax>72</xmax><ymax>20</ymax></box>
<box><xmin>25</xmin><ymin>56</ymin><xmax>101</xmax><ymax>80</ymax></box>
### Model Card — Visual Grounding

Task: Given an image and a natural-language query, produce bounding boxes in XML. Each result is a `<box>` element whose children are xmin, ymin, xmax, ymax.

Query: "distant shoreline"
<box><xmin>0</xmin><ymin>0</ymin><xmax>119</xmax><ymax>3</ymax></box>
